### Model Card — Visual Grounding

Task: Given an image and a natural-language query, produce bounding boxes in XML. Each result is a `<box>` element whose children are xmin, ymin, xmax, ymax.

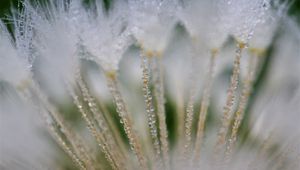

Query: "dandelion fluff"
<box><xmin>0</xmin><ymin>22</ymin><xmax>30</xmax><ymax>89</ymax></box>
<box><xmin>0</xmin><ymin>0</ymin><xmax>300</xmax><ymax>169</ymax></box>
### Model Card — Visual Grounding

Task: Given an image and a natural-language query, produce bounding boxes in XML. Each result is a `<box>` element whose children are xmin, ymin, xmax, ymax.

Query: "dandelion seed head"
<box><xmin>129</xmin><ymin>0</ymin><xmax>178</xmax><ymax>53</ymax></box>
<box><xmin>220</xmin><ymin>0</ymin><xmax>271</xmax><ymax>44</ymax></box>
<box><xmin>249</xmin><ymin>1</ymin><xmax>291</xmax><ymax>49</ymax></box>
<box><xmin>0</xmin><ymin>22</ymin><xmax>30</xmax><ymax>89</ymax></box>
<box><xmin>178</xmin><ymin>0</ymin><xmax>228</xmax><ymax>49</ymax></box>
<box><xmin>80</xmin><ymin>1</ymin><xmax>132</xmax><ymax>72</ymax></box>
<box><xmin>12</xmin><ymin>6</ymin><xmax>35</xmax><ymax>68</ymax></box>
<box><xmin>31</xmin><ymin>1</ymin><xmax>80</xmax><ymax>85</ymax></box>
<box><xmin>1</xmin><ymin>0</ymin><xmax>300</xmax><ymax>169</ymax></box>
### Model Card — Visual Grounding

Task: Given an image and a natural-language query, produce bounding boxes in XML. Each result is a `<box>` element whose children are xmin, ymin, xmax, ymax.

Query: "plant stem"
<box><xmin>141</xmin><ymin>53</ymin><xmax>162</xmax><ymax>169</ymax></box>
<box><xmin>20</xmin><ymin>81</ymin><xmax>91</xmax><ymax>170</ymax></box>
<box><xmin>76</xmin><ymin>69</ymin><xmax>127</xmax><ymax>168</ymax></box>
<box><xmin>105</xmin><ymin>72</ymin><xmax>147</xmax><ymax>169</ymax></box>
<box><xmin>152</xmin><ymin>56</ymin><xmax>170</xmax><ymax>170</ymax></box>
<box><xmin>193</xmin><ymin>49</ymin><xmax>218</xmax><ymax>164</ymax></box>
<box><xmin>214</xmin><ymin>43</ymin><xmax>245</xmax><ymax>157</ymax></box>
<box><xmin>225</xmin><ymin>52</ymin><xmax>259</xmax><ymax>160</ymax></box>
<box><xmin>66</xmin><ymin>82</ymin><xmax>119</xmax><ymax>170</ymax></box>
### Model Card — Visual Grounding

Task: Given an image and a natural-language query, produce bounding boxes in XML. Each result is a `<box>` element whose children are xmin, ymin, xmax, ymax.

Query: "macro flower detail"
<box><xmin>0</xmin><ymin>0</ymin><xmax>300</xmax><ymax>170</ymax></box>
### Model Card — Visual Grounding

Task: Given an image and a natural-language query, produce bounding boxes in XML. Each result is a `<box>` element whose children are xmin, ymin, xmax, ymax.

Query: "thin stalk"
<box><xmin>225</xmin><ymin>52</ymin><xmax>259</xmax><ymax>159</ymax></box>
<box><xmin>152</xmin><ymin>56</ymin><xmax>170</xmax><ymax>170</ymax></box>
<box><xmin>19</xmin><ymin>85</ymin><xmax>88</xmax><ymax>170</ymax></box>
<box><xmin>49</xmin><ymin>125</ymin><xmax>87</xmax><ymax>170</ymax></box>
<box><xmin>175</xmin><ymin>86</ymin><xmax>185</xmax><ymax>144</ymax></box>
<box><xmin>66</xmin><ymin>82</ymin><xmax>119</xmax><ymax>170</ymax></box>
<box><xmin>214</xmin><ymin>42</ymin><xmax>245</xmax><ymax>156</ymax></box>
<box><xmin>193</xmin><ymin>49</ymin><xmax>218</xmax><ymax>163</ymax></box>
<box><xmin>105</xmin><ymin>72</ymin><xmax>147</xmax><ymax>169</ymax></box>
<box><xmin>21</xmin><ymin>81</ymin><xmax>95</xmax><ymax>169</ymax></box>
<box><xmin>75</xmin><ymin>69</ymin><xmax>127</xmax><ymax>168</ymax></box>
<box><xmin>182</xmin><ymin>74</ymin><xmax>197</xmax><ymax>159</ymax></box>
<box><xmin>141</xmin><ymin>53</ymin><xmax>162</xmax><ymax>168</ymax></box>
<box><xmin>97</xmin><ymin>95</ymin><xmax>129</xmax><ymax>159</ymax></box>
<box><xmin>180</xmin><ymin>45</ymin><xmax>201</xmax><ymax>167</ymax></box>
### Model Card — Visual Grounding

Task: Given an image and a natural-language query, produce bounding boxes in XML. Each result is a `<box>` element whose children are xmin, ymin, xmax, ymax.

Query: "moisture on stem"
<box><xmin>225</xmin><ymin>51</ymin><xmax>259</xmax><ymax>159</ymax></box>
<box><xmin>151</xmin><ymin>56</ymin><xmax>170</xmax><ymax>170</ymax></box>
<box><xmin>75</xmin><ymin>68</ymin><xmax>127</xmax><ymax>168</ymax></box>
<box><xmin>66</xmin><ymin>82</ymin><xmax>119</xmax><ymax>170</ymax></box>
<box><xmin>19</xmin><ymin>80</ymin><xmax>95</xmax><ymax>170</ymax></box>
<box><xmin>214</xmin><ymin>42</ymin><xmax>245</xmax><ymax>157</ymax></box>
<box><xmin>141</xmin><ymin>52</ymin><xmax>162</xmax><ymax>168</ymax></box>
<box><xmin>193</xmin><ymin>49</ymin><xmax>218</xmax><ymax>163</ymax></box>
<box><xmin>49</xmin><ymin>125</ymin><xmax>87</xmax><ymax>170</ymax></box>
<box><xmin>105</xmin><ymin>71</ymin><xmax>147</xmax><ymax>169</ymax></box>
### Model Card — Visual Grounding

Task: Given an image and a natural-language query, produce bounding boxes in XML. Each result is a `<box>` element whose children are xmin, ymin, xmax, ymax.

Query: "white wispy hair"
<box><xmin>0</xmin><ymin>0</ymin><xmax>300</xmax><ymax>169</ymax></box>
<box><xmin>0</xmin><ymin>84</ymin><xmax>55</xmax><ymax>169</ymax></box>
<box><xmin>28</xmin><ymin>0</ymin><xmax>80</xmax><ymax>85</ymax></box>
<box><xmin>129</xmin><ymin>0</ymin><xmax>179</xmax><ymax>54</ymax></box>
<box><xmin>177</xmin><ymin>0</ymin><xmax>228</xmax><ymax>49</ymax></box>
<box><xmin>0</xmin><ymin>21</ymin><xmax>30</xmax><ymax>89</ymax></box>
<box><xmin>249</xmin><ymin>0</ymin><xmax>292</xmax><ymax>49</ymax></box>
<box><xmin>80</xmin><ymin>0</ymin><xmax>133</xmax><ymax>72</ymax></box>
<box><xmin>219</xmin><ymin>0</ymin><xmax>271</xmax><ymax>44</ymax></box>
<box><xmin>249</xmin><ymin>10</ymin><xmax>278</xmax><ymax>49</ymax></box>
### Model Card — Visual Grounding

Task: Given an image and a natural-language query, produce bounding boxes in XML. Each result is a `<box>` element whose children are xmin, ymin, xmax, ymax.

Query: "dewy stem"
<box><xmin>193</xmin><ymin>49</ymin><xmax>218</xmax><ymax>163</ymax></box>
<box><xmin>75</xmin><ymin>68</ymin><xmax>127</xmax><ymax>168</ymax></box>
<box><xmin>49</xmin><ymin>125</ymin><xmax>87</xmax><ymax>170</ymax></box>
<box><xmin>97</xmin><ymin>94</ymin><xmax>129</xmax><ymax>160</ymax></box>
<box><xmin>214</xmin><ymin>42</ymin><xmax>245</xmax><ymax>157</ymax></box>
<box><xmin>20</xmin><ymin>79</ymin><xmax>95</xmax><ymax>170</ymax></box>
<box><xmin>105</xmin><ymin>71</ymin><xmax>147</xmax><ymax>170</ymax></box>
<box><xmin>141</xmin><ymin>53</ymin><xmax>162</xmax><ymax>169</ymax></box>
<box><xmin>180</xmin><ymin>44</ymin><xmax>203</xmax><ymax>168</ymax></box>
<box><xmin>151</xmin><ymin>56</ymin><xmax>170</xmax><ymax>170</ymax></box>
<box><xmin>225</xmin><ymin>52</ymin><xmax>259</xmax><ymax>160</ymax></box>
<box><xmin>66</xmin><ymin>82</ymin><xmax>119</xmax><ymax>170</ymax></box>
<box><xmin>183</xmin><ymin>70</ymin><xmax>197</xmax><ymax>160</ymax></box>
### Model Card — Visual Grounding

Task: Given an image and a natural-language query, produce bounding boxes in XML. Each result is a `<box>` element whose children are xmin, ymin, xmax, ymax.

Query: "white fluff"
<box><xmin>0</xmin><ymin>22</ymin><xmax>30</xmax><ymax>88</ymax></box>
<box><xmin>129</xmin><ymin>0</ymin><xmax>179</xmax><ymax>53</ymax></box>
